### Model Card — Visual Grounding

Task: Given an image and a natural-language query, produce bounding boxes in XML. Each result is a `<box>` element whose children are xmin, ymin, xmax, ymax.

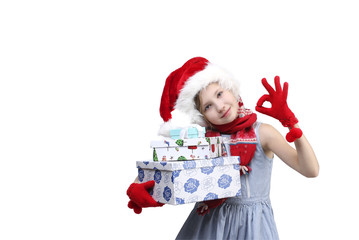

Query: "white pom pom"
<box><xmin>170</xmin><ymin>109</ymin><xmax>192</xmax><ymax>127</ymax></box>
<box><xmin>158</xmin><ymin>109</ymin><xmax>192</xmax><ymax>137</ymax></box>
<box><xmin>158</xmin><ymin>121</ymin><xmax>172</xmax><ymax>137</ymax></box>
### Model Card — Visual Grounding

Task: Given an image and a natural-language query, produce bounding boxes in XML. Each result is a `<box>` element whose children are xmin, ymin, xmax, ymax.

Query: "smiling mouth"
<box><xmin>221</xmin><ymin>108</ymin><xmax>231</xmax><ymax>118</ymax></box>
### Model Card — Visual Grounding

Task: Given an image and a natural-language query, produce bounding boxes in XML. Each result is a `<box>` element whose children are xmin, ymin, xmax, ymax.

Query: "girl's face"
<box><xmin>199</xmin><ymin>83</ymin><xmax>239</xmax><ymax>125</ymax></box>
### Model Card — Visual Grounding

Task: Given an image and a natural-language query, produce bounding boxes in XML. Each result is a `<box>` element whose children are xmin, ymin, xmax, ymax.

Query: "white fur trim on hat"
<box><xmin>174</xmin><ymin>62</ymin><xmax>240</xmax><ymax>126</ymax></box>
<box><xmin>157</xmin><ymin>109</ymin><xmax>192</xmax><ymax>137</ymax></box>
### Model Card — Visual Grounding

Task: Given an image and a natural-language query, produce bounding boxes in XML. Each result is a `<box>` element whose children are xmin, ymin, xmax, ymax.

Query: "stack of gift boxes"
<box><xmin>136</xmin><ymin>126</ymin><xmax>242</xmax><ymax>205</ymax></box>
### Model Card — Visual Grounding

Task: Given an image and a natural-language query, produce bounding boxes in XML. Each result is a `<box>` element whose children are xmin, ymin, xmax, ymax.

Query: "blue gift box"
<box><xmin>136</xmin><ymin>156</ymin><xmax>241</xmax><ymax>205</ymax></box>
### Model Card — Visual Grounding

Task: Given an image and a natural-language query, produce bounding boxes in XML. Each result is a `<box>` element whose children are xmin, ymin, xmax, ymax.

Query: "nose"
<box><xmin>216</xmin><ymin>103</ymin><xmax>226</xmax><ymax>113</ymax></box>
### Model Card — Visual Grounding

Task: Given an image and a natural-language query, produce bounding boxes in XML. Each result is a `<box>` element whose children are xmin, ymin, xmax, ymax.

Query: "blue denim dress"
<box><xmin>176</xmin><ymin>122</ymin><xmax>279</xmax><ymax>240</ymax></box>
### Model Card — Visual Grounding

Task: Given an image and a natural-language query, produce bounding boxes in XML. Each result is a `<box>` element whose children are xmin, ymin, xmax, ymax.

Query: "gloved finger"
<box><xmin>142</xmin><ymin>180</ymin><xmax>155</xmax><ymax>190</ymax></box>
<box><xmin>133</xmin><ymin>205</ymin><xmax>142</xmax><ymax>214</ymax></box>
<box><xmin>155</xmin><ymin>202</ymin><xmax>165</xmax><ymax>207</ymax></box>
<box><xmin>128</xmin><ymin>200</ymin><xmax>140</xmax><ymax>210</ymax></box>
<box><xmin>131</xmin><ymin>190</ymin><xmax>159</xmax><ymax>207</ymax></box>
<box><xmin>255</xmin><ymin>105</ymin><xmax>273</xmax><ymax>116</ymax></box>
<box><xmin>134</xmin><ymin>195</ymin><xmax>164</xmax><ymax>208</ymax></box>
<box><xmin>256</xmin><ymin>94</ymin><xmax>270</xmax><ymax>108</ymax></box>
<box><xmin>128</xmin><ymin>200</ymin><xmax>135</xmax><ymax>209</ymax></box>
<box><xmin>128</xmin><ymin>201</ymin><xmax>142</xmax><ymax>214</ymax></box>
<box><xmin>261</xmin><ymin>78</ymin><xmax>275</xmax><ymax>95</ymax></box>
<box><xmin>141</xmin><ymin>196</ymin><xmax>165</xmax><ymax>208</ymax></box>
<box><xmin>141</xmin><ymin>197</ymin><xmax>162</xmax><ymax>208</ymax></box>
<box><xmin>274</xmin><ymin>76</ymin><xmax>282</xmax><ymax>93</ymax></box>
<box><xmin>282</xmin><ymin>82</ymin><xmax>289</xmax><ymax>101</ymax></box>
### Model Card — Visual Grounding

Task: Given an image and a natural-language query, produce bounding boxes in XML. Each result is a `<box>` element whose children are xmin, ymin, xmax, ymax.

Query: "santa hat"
<box><xmin>159</xmin><ymin>57</ymin><xmax>240</xmax><ymax>136</ymax></box>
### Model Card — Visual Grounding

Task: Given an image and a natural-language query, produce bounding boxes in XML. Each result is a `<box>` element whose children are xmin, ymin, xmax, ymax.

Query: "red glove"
<box><xmin>126</xmin><ymin>180</ymin><xmax>164</xmax><ymax>214</ymax></box>
<box><xmin>256</xmin><ymin>76</ymin><xmax>302</xmax><ymax>142</ymax></box>
<box><xmin>196</xmin><ymin>198</ymin><xmax>227</xmax><ymax>216</ymax></box>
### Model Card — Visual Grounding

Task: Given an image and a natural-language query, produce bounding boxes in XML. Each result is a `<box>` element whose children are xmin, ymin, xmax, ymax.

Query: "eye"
<box><xmin>217</xmin><ymin>91</ymin><xmax>223</xmax><ymax>98</ymax></box>
<box><xmin>204</xmin><ymin>104</ymin><xmax>211</xmax><ymax>112</ymax></box>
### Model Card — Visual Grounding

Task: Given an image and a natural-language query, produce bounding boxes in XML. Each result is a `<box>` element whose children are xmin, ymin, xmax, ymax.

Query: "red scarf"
<box><xmin>211</xmin><ymin>98</ymin><xmax>257</xmax><ymax>175</ymax></box>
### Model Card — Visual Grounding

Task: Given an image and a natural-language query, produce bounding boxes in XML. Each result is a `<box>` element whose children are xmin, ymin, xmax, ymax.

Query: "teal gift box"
<box><xmin>170</xmin><ymin>127</ymin><xmax>206</xmax><ymax>139</ymax></box>
<box><xmin>169</xmin><ymin>129</ymin><xmax>181</xmax><ymax>139</ymax></box>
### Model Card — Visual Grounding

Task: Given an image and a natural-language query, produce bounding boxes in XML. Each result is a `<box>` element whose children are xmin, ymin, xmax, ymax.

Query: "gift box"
<box><xmin>170</xmin><ymin>126</ymin><xmax>206</xmax><ymax>139</ymax></box>
<box><xmin>136</xmin><ymin>156</ymin><xmax>241</xmax><ymax>205</ymax></box>
<box><xmin>151</xmin><ymin>137</ymin><xmax>226</xmax><ymax>161</ymax></box>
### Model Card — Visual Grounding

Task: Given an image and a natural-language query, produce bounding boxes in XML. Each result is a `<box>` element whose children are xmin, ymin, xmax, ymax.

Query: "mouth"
<box><xmin>221</xmin><ymin>107</ymin><xmax>231</xmax><ymax>118</ymax></box>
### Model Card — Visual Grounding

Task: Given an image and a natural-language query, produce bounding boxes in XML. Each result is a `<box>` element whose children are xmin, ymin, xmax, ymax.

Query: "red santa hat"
<box><xmin>159</xmin><ymin>57</ymin><xmax>240</xmax><ymax>136</ymax></box>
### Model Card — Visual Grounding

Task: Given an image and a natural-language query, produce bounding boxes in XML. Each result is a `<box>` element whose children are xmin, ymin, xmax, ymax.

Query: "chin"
<box><xmin>221</xmin><ymin>118</ymin><xmax>235</xmax><ymax>125</ymax></box>
<box><xmin>225</xmin><ymin>114</ymin><xmax>237</xmax><ymax>124</ymax></box>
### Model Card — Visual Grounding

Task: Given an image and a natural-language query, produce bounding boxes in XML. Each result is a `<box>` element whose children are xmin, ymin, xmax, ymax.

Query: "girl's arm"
<box><xmin>259</xmin><ymin>123</ymin><xmax>319</xmax><ymax>178</ymax></box>
<box><xmin>256</xmin><ymin>76</ymin><xmax>319</xmax><ymax>177</ymax></box>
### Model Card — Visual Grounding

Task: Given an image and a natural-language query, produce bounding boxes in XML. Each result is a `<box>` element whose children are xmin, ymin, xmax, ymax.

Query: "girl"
<box><xmin>126</xmin><ymin>57</ymin><xmax>319</xmax><ymax>239</ymax></box>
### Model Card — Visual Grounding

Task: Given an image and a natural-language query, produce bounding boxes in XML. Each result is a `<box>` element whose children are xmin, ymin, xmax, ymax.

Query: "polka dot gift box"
<box><xmin>136</xmin><ymin>156</ymin><xmax>241</xmax><ymax>205</ymax></box>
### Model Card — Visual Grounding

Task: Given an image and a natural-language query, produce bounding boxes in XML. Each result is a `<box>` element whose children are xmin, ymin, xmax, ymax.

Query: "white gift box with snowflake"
<box><xmin>150</xmin><ymin>137</ymin><xmax>226</xmax><ymax>161</ymax></box>
<box><xmin>136</xmin><ymin>156</ymin><xmax>241</xmax><ymax>205</ymax></box>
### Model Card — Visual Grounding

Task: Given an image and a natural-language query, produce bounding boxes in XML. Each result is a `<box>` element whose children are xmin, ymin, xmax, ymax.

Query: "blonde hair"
<box><xmin>194</xmin><ymin>92</ymin><xmax>215</xmax><ymax>130</ymax></box>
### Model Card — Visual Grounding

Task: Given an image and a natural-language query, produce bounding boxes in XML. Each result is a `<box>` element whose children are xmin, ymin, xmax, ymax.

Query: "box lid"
<box><xmin>136</xmin><ymin>156</ymin><xmax>240</xmax><ymax>171</ymax></box>
<box><xmin>150</xmin><ymin>138</ymin><xmax>209</xmax><ymax>148</ymax></box>
<box><xmin>150</xmin><ymin>137</ymin><xmax>223</xmax><ymax>148</ymax></box>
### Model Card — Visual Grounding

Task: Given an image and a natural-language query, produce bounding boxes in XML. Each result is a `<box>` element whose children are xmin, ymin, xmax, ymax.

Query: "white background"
<box><xmin>1</xmin><ymin>1</ymin><xmax>358</xmax><ymax>239</ymax></box>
